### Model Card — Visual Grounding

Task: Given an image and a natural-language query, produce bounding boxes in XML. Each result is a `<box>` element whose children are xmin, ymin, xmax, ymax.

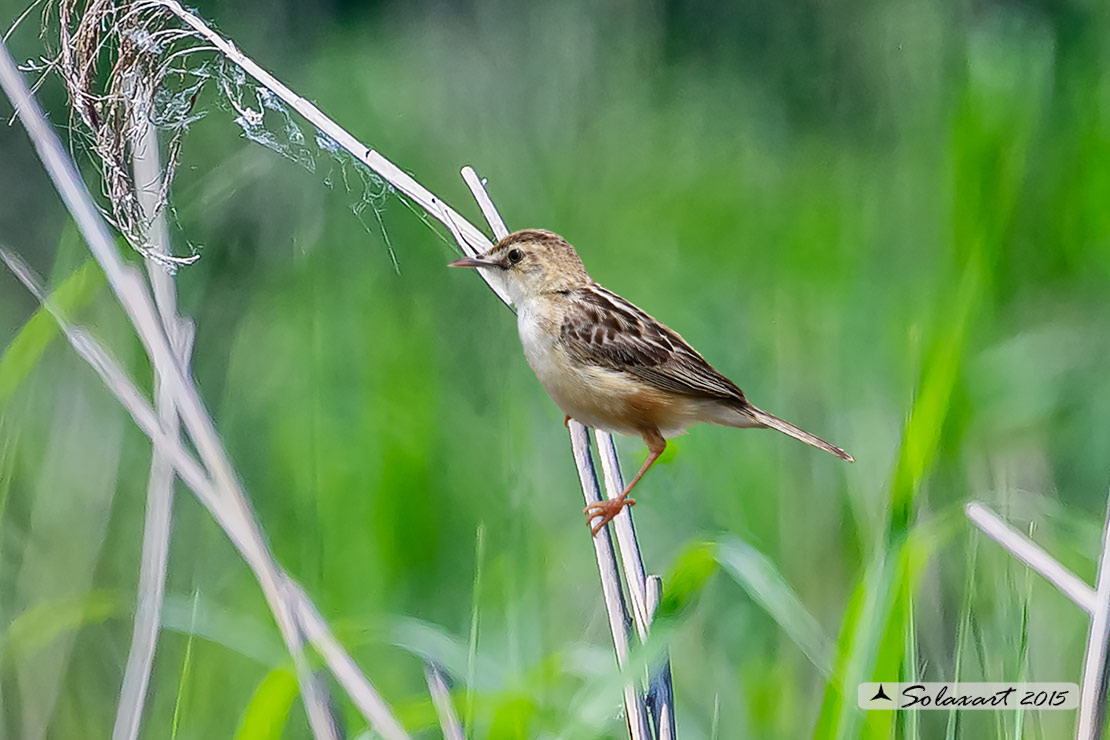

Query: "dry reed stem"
<box><xmin>0</xmin><ymin>246</ymin><xmax>410</xmax><ymax>740</ymax></box>
<box><xmin>138</xmin><ymin>0</ymin><xmax>508</xmax><ymax>299</ymax></box>
<box><xmin>0</xmin><ymin>41</ymin><xmax>403</xmax><ymax>740</ymax></box>
<box><xmin>1077</xmin><ymin>490</ymin><xmax>1110</xmax><ymax>740</ymax></box>
<box><xmin>966</xmin><ymin>499</ymin><xmax>1110</xmax><ymax>740</ymax></box>
<box><xmin>461</xmin><ymin>165</ymin><xmax>676</xmax><ymax>736</ymax></box>
<box><xmin>646</xmin><ymin>575</ymin><xmax>675</xmax><ymax>740</ymax></box>
<box><xmin>594</xmin><ymin>432</ymin><xmax>677</xmax><ymax>738</ymax></box>
<box><xmin>461</xmin><ymin>164</ymin><xmax>651</xmax><ymax>736</ymax></box>
<box><xmin>286</xmin><ymin>583</ymin><xmax>410</xmax><ymax>739</ymax></box>
<box><xmin>460</xmin><ymin>167</ymin><xmax>672</xmax><ymax>738</ymax></box>
<box><xmin>966</xmin><ymin>502</ymin><xmax>1096</xmax><ymax>614</ymax></box>
<box><xmin>459</xmin><ymin>166</ymin><xmax>651</xmax><ymax>735</ymax></box>
<box><xmin>569</xmin><ymin>423</ymin><xmax>653</xmax><ymax>740</ymax></box>
<box><xmin>424</xmin><ymin>663</ymin><xmax>466</xmax><ymax>740</ymax></box>
<box><xmin>111</xmin><ymin>101</ymin><xmax>193</xmax><ymax>740</ymax></box>
<box><xmin>594</xmin><ymin>433</ymin><xmax>651</xmax><ymax>636</ymax></box>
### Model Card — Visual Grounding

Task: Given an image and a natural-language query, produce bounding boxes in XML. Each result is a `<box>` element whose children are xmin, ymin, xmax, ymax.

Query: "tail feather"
<box><xmin>744</xmin><ymin>405</ymin><xmax>854</xmax><ymax>462</ymax></box>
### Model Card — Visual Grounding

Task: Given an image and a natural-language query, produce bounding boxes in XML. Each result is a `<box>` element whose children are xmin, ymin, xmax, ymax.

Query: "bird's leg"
<box><xmin>564</xmin><ymin>415</ymin><xmax>572</xmax><ymax>428</ymax></box>
<box><xmin>583</xmin><ymin>430</ymin><xmax>666</xmax><ymax>536</ymax></box>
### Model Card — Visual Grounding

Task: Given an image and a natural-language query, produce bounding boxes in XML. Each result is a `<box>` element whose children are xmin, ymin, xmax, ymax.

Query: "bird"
<box><xmin>449</xmin><ymin>229</ymin><xmax>853</xmax><ymax>536</ymax></box>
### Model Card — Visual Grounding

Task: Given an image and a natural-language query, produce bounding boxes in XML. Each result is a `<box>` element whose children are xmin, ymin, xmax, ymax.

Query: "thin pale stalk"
<box><xmin>460</xmin><ymin>166</ymin><xmax>509</xmax><ymax>240</ymax></box>
<box><xmin>0</xmin><ymin>249</ymin><xmax>410</xmax><ymax>740</ymax></box>
<box><xmin>458</xmin><ymin>169</ymin><xmax>652</xmax><ymax>738</ymax></box>
<box><xmin>595</xmin><ymin>431</ymin><xmax>652</xmax><ymax>637</ymax></box>
<box><xmin>141</xmin><ymin>0</ymin><xmax>512</xmax><ymax>305</ymax></box>
<box><xmin>424</xmin><ymin>663</ymin><xmax>465</xmax><ymax>740</ymax></box>
<box><xmin>598</xmin><ymin>434</ymin><xmax>678</xmax><ymax>738</ymax></box>
<box><xmin>570</xmin><ymin>423</ymin><xmax>652</xmax><ymax>740</ymax></box>
<box><xmin>965</xmin><ymin>502</ymin><xmax>1096</xmax><ymax>614</ymax></box>
<box><xmin>112</xmin><ymin>103</ymin><xmax>193</xmax><ymax>740</ymax></box>
<box><xmin>1077</xmin><ymin>489</ymin><xmax>1110</xmax><ymax>740</ymax></box>
<box><xmin>457</xmin><ymin>166</ymin><xmax>512</xmax><ymax>300</ymax></box>
<box><xmin>0</xmin><ymin>44</ymin><xmax>352</xmax><ymax>740</ymax></box>
<box><xmin>287</xmin><ymin>582</ymin><xmax>411</xmax><ymax>740</ymax></box>
<box><xmin>465</xmin><ymin>524</ymin><xmax>485</xmax><ymax>734</ymax></box>
<box><xmin>112</xmin><ymin>323</ymin><xmax>192</xmax><ymax>740</ymax></box>
<box><xmin>646</xmin><ymin>576</ymin><xmax>676</xmax><ymax>740</ymax></box>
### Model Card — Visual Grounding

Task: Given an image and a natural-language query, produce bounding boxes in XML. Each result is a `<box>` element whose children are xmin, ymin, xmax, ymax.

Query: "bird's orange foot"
<box><xmin>583</xmin><ymin>494</ymin><xmax>636</xmax><ymax>536</ymax></box>
<box><xmin>564</xmin><ymin>415</ymin><xmax>572</xmax><ymax>428</ymax></box>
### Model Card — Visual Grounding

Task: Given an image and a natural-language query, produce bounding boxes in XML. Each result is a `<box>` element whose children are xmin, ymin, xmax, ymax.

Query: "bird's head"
<box><xmin>449</xmin><ymin>229</ymin><xmax>591</xmax><ymax>304</ymax></box>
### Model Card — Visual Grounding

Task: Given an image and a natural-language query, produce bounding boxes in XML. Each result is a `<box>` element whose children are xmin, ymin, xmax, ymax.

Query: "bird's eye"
<box><xmin>506</xmin><ymin>248</ymin><xmax>524</xmax><ymax>265</ymax></box>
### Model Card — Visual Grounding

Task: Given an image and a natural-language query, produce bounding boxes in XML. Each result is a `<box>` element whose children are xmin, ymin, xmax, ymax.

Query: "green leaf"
<box><xmin>658</xmin><ymin>542</ymin><xmax>718</xmax><ymax>619</ymax></box>
<box><xmin>888</xmin><ymin>253</ymin><xmax>981</xmax><ymax>535</ymax></box>
<box><xmin>0</xmin><ymin>259</ymin><xmax>104</xmax><ymax>402</ymax></box>
<box><xmin>715</xmin><ymin>536</ymin><xmax>833</xmax><ymax>676</ymax></box>
<box><xmin>487</xmin><ymin>692</ymin><xmax>536</xmax><ymax>740</ymax></box>
<box><xmin>813</xmin><ymin>549</ymin><xmax>900</xmax><ymax>740</ymax></box>
<box><xmin>161</xmin><ymin>593</ymin><xmax>286</xmax><ymax>666</ymax></box>
<box><xmin>1</xmin><ymin>589</ymin><xmax>120</xmax><ymax>661</ymax></box>
<box><xmin>234</xmin><ymin>666</ymin><xmax>299</xmax><ymax>740</ymax></box>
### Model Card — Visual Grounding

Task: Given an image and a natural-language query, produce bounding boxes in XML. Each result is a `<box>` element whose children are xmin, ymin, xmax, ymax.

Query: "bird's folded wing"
<box><xmin>560</xmin><ymin>285</ymin><xmax>746</xmax><ymax>403</ymax></box>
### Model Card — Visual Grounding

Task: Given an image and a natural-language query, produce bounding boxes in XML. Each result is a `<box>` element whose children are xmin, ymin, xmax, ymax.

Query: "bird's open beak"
<box><xmin>448</xmin><ymin>256</ymin><xmax>497</xmax><ymax>268</ymax></box>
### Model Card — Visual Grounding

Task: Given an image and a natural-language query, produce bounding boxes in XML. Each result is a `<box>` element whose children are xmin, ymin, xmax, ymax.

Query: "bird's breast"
<box><xmin>515</xmin><ymin>301</ymin><xmax>701</xmax><ymax>438</ymax></box>
<box><xmin>517</xmin><ymin>302</ymin><xmax>583</xmax><ymax>407</ymax></box>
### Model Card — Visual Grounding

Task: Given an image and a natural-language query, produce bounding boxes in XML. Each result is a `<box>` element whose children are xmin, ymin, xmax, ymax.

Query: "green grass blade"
<box><xmin>947</xmin><ymin>536</ymin><xmax>978</xmax><ymax>740</ymax></box>
<box><xmin>815</xmin><ymin>253</ymin><xmax>982</xmax><ymax>739</ymax></box>
<box><xmin>715</xmin><ymin>536</ymin><xmax>833</xmax><ymax>676</ymax></box>
<box><xmin>234</xmin><ymin>666</ymin><xmax>300</xmax><ymax>740</ymax></box>
<box><xmin>171</xmin><ymin>591</ymin><xmax>201</xmax><ymax>740</ymax></box>
<box><xmin>0</xmin><ymin>590</ymin><xmax>119</xmax><ymax>662</ymax></box>
<box><xmin>0</xmin><ymin>259</ymin><xmax>103</xmax><ymax>403</ymax></box>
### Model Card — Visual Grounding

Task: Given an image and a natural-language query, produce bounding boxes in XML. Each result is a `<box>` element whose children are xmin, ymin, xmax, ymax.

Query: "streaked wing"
<box><xmin>560</xmin><ymin>284</ymin><xmax>747</xmax><ymax>403</ymax></box>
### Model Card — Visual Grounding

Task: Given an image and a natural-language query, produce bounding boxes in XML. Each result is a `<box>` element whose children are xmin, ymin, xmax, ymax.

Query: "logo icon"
<box><xmin>870</xmin><ymin>684</ymin><xmax>892</xmax><ymax>702</ymax></box>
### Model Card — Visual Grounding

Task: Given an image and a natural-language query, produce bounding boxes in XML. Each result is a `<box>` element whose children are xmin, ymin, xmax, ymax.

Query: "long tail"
<box><xmin>744</xmin><ymin>404</ymin><xmax>854</xmax><ymax>462</ymax></box>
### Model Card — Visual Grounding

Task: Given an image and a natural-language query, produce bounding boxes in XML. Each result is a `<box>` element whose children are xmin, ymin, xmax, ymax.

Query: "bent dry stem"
<box><xmin>0</xmin><ymin>33</ymin><xmax>406</xmax><ymax>740</ymax></box>
<box><xmin>967</xmin><ymin>498</ymin><xmax>1110</xmax><ymax>739</ymax></box>
<box><xmin>112</xmin><ymin>98</ymin><xmax>194</xmax><ymax>740</ymax></box>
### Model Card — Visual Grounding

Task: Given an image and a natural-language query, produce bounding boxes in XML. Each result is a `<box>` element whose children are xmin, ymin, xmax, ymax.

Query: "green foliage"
<box><xmin>0</xmin><ymin>257</ymin><xmax>103</xmax><ymax>402</ymax></box>
<box><xmin>1</xmin><ymin>590</ymin><xmax>120</xmax><ymax>662</ymax></box>
<box><xmin>234</xmin><ymin>667</ymin><xmax>299</xmax><ymax>740</ymax></box>
<box><xmin>659</xmin><ymin>543</ymin><xmax>717</xmax><ymax>619</ymax></box>
<box><xmin>715</xmin><ymin>537</ymin><xmax>832</xmax><ymax>678</ymax></box>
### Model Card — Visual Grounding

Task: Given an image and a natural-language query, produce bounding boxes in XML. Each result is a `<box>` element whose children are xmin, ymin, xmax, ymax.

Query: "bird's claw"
<box><xmin>583</xmin><ymin>495</ymin><xmax>636</xmax><ymax>536</ymax></box>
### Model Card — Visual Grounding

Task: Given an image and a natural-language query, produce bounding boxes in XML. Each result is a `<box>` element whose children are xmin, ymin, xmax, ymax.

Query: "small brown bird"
<box><xmin>450</xmin><ymin>229</ymin><xmax>853</xmax><ymax>535</ymax></box>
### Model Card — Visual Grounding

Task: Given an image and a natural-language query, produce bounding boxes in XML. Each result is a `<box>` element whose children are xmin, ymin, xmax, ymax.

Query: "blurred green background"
<box><xmin>2</xmin><ymin>0</ymin><xmax>1110</xmax><ymax>737</ymax></box>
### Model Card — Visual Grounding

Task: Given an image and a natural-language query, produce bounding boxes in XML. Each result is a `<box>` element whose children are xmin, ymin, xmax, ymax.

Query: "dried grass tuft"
<box><xmin>49</xmin><ymin>0</ymin><xmax>202</xmax><ymax>266</ymax></box>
